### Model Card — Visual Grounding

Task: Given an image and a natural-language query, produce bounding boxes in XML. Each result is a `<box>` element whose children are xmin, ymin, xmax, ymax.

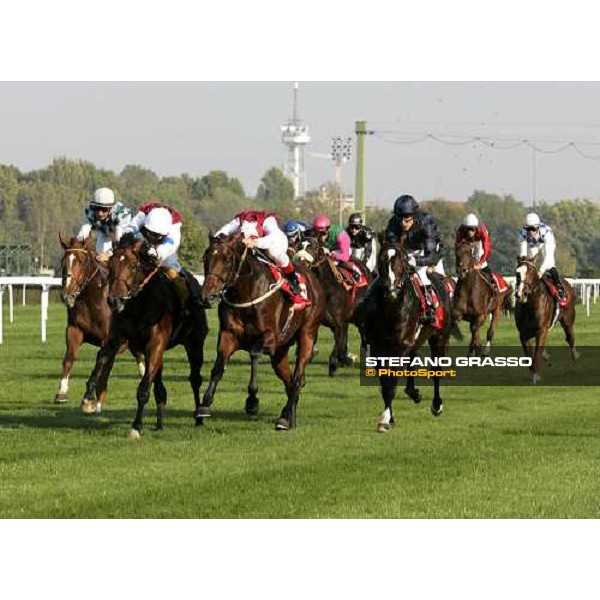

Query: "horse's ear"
<box><xmin>59</xmin><ymin>231</ymin><xmax>70</xmax><ymax>249</ymax></box>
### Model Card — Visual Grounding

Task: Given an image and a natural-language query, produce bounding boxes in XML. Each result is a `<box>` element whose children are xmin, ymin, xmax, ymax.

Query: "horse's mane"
<box><xmin>117</xmin><ymin>232</ymin><xmax>139</xmax><ymax>249</ymax></box>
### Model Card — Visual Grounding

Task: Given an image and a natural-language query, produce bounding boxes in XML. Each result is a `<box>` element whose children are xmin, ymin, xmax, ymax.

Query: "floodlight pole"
<box><xmin>355</xmin><ymin>120</ymin><xmax>367</xmax><ymax>224</ymax></box>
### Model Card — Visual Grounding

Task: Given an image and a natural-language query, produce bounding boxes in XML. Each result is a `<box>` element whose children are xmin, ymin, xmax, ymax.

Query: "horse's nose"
<box><xmin>107</xmin><ymin>297</ymin><xmax>123</xmax><ymax>312</ymax></box>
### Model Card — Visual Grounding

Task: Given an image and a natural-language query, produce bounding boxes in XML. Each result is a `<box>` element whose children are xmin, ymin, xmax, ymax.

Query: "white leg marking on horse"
<box><xmin>532</xmin><ymin>373</ymin><xmax>541</xmax><ymax>385</ymax></box>
<box><xmin>59</xmin><ymin>377</ymin><xmax>69</xmax><ymax>394</ymax></box>
<box><xmin>137</xmin><ymin>360</ymin><xmax>146</xmax><ymax>378</ymax></box>
<box><xmin>379</xmin><ymin>407</ymin><xmax>392</xmax><ymax>425</ymax></box>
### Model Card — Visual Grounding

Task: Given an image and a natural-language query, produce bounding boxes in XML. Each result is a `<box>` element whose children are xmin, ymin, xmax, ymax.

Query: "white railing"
<box><xmin>0</xmin><ymin>274</ymin><xmax>205</xmax><ymax>345</ymax></box>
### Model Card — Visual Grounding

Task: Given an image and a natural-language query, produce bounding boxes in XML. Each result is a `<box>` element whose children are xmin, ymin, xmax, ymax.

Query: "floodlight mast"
<box><xmin>281</xmin><ymin>82</ymin><xmax>311</xmax><ymax>199</ymax></box>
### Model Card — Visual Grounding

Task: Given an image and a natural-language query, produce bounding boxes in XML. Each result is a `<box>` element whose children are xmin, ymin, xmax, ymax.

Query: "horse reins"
<box><xmin>63</xmin><ymin>248</ymin><xmax>102</xmax><ymax>299</ymax></box>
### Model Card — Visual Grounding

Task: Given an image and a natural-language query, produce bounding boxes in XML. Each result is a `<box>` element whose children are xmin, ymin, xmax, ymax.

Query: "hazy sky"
<box><xmin>2</xmin><ymin>82</ymin><xmax>600</xmax><ymax>208</ymax></box>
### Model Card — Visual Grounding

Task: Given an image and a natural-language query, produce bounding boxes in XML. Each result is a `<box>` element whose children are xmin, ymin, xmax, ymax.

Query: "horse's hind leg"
<box><xmin>153</xmin><ymin>368</ymin><xmax>167</xmax><ymax>430</ymax></box>
<box><xmin>245</xmin><ymin>349</ymin><xmax>261</xmax><ymax>416</ymax></box>
<box><xmin>55</xmin><ymin>325</ymin><xmax>84</xmax><ymax>404</ymax></box>
<box><xmin>84</xmin><ymin>338</ymin><xmax>119</xmax><ymax>415</ymax></box>
<box><xmin>196</xmin><ymin>330</ymin><xmax>238</xmax><ymax>424</ymax></box>
<box><xmin>328</xmin><ymin>324</ymin><xmax>341</xmax><ymax>377</ymax></box>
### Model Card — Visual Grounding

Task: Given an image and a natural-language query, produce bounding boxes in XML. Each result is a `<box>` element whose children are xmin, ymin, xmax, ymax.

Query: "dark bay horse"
<box><xmin>85</xmin><ymin>234</ymin><xmax>208</xmax><ymax>439</ymax></box>
<box><xmin>295</xmin><ymin>238</ymin><xmax>372</xmax><ymax>376</ymax></box>
<box><xmin>359</xmin><ymin>237</ymin><xmax>453</xmax><ymax>433</ymax></box>
<box><xmin>515</xmin><ymin>259</ymin><xmax>578</xmax><ymax>384</ymax></box>
<box><xmin>57</xmin><ymin>233</ymin><xmax>144</xmax><ymax>410</ymax></box>
<box><xmin>199</xmin><ymin>234</ymin><xmax>326</xmax><ymax>430</ymax></box>
<box><xmin>453</xmin><ymin>241</ymin><xmax>512</xmax><ymax>356</ymax></box>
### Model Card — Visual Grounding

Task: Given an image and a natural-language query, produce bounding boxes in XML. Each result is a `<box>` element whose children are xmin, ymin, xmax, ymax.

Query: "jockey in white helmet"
<box><xmin>455</xmin><ymin>212</ymin><xmax>496</xmax><ymax>290</ymax></box>
<box><xmin>76</xmin><ymin>188</ymin><xmax>132</xmax><ymax>262</ymax></box>
<box><xmin>518</xmin><ymin>212</ymin><xmax>567</xmax><ymax>302</ymax></box>
<box><xmin>125</xmin><ymin>202</ymin><xmax>205</xmax><ymax>308</ymax></box>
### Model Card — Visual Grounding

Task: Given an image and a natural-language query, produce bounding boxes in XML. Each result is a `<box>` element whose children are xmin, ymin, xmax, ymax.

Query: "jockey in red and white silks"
<box><xmin>215</xmin><ymin>210</ymin><xmax>303</xmax><ymax>294</ymax></box>
<box><xmin>455</xmin><ymin>213</ymin><xmax>492</xmax><ymax>269</ymax></box>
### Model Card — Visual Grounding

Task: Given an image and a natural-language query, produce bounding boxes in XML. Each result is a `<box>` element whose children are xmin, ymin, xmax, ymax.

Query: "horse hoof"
<box><xmin>95</xmin><ymin>403</ymin><xmax>102</xmax><ymax>415</ymax></box>
<box><xmin>275</xmin><ymin>418</ymin><xmax>290</xmax><ymax>431</ymax></box>
<box><xmin>405</xmin><ymin>388</ymin><xmax>422</xmax><ymax>404</ymax></box>
<box><xmin>195</xmin><ymin>406</ymin><xmax>212</xmax><ymax>419</ymax></box>
<box><xmin>431</xmin><ymin>404</ymin><xmax>443</xmax><ymax>417</ymax></box>
<box><xmin>54</xmin><ymin>393</ymin><xmax>69</xmax><ymax>404</ymax></box>
<box><xmin>127</xmin><ymin>429</ymin><xmax>141</xmax><ymax>441</ymax></box>
<box><xmin>80</xmin><ymin>400</ymin><xmax>96</xmax><ymax>415</ymax></box>
<box><xmin>376</xmin><ymin>422</ymin><xmax>391</xmax><ymax>433</ymax></box>
<box><xmin>245</xmin><ymin>398</ymin><xmax>260</xmax><ymax>416</ymax></box>
<box><xmin>195</xmin><ymin>417</ymin><xmax>204</xmax><ymax>426</ymax></box>
<box><xmin>346</xmin><ymin>353</ymin><xmax>358</xmax><ymax>364</ymax></box>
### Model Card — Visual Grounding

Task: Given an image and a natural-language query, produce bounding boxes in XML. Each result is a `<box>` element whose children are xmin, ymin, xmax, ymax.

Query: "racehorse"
<box><xmin>453</xmin><ymin>241</ymin><xmax>512</xmax><ymax>356</ymax></box>
<box><xmin>199</xmin><ymin>233</ymin><xmax>326</xmax><ymax>430</ymax></box>
<box><xmin>85</xmin><ymin>234</ymin><xmax>208</xmax><ymax>439</ymax></box>
<box><xmin>359</xmin><ymin>236</ymin><xmax>453</xmax><ymax>433</ymax></box>
<box><xmin>294</xmin><ymin>238</ymin><xmax>372</xmax><ymax>376</ymax></box>
<box><xmin>57</xmin><ymin>233</ymin><xmax>144</xmax><ymax>410</ymax></box>
<box><xmin>514</xmin><ymin>258</ymin><xmax>578</xmax><ymax>384</ymax></box>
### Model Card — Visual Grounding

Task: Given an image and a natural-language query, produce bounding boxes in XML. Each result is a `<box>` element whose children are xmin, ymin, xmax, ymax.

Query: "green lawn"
<box><xmin>0</xmin><ymin>302</ymin><xmax>598</xmax><ymax>518</ymax></box>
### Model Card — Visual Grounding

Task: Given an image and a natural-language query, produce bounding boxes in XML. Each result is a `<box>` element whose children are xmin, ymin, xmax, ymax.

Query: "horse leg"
<box><xmin>83</xmin><ymin>339</ymin><xmax>120</xmax><ymax>415</ymax></box>
<box><xmin>531</xmin><ymin>330</ymin><xmax>549</xmax><ymax>385</ymax></box>
<box><xmin>196</xmin><ymin>331</ymin><xmax>238</xmax><ymax>424</ymax></box>
<box><xmin>130</xmin><ymin>337</ymin><xmax>167</xmax><ymax>439</ymax></box>
<box><xmin>55</xmin><ymin>326</ymin><xmax>84</xmax><ymax>404</ymax></box>
<box><xmin>272</xmin><ymin>348</ymin><xmax>294</xmax><ymax>431</ymax></box>
<box><xmin>404</xmin><ymin>348</ymin><xmax>422</xmax><ymax>403</ymax></box>
<box><xmin>245</xmin><ymin>350</ymin><xmax>261</xmax><ymax>416</ymax></box>
<box><xmin>429</xmin><ymin>336</ymin><xmax>445</xmax><ymax>416</ymax></box>
<box><xmin>377</xmin><ymin>373</ymin><xmax>399</xmax><ymax>433</ymax></box>
<box><xmin>469</xmin><ymin>316</ymin><xmax>484</xmax><ymax>356</ymax></box>
<box><xmin>328</xmin><ymin>324</ymin><xmax>341</xmax><ymax>377</ymax></box>
<box><xmin>184</xmin><ymin>335</ymin><xmax>204</xmax><ymax>425</ymax></box>
<box><xmin>483</xmin><ymin>306</ymin><xmax>501</xmax><ymax>356</ymax></box>
<box><xmin>152</xmin><ymin>368</ymin><xmax>167</xmax><ymax>430</ymax></box>
<box><xmin>560</xmin><ymin>311</ymin><xmax>579</xmax><ymax>361</ymax></box>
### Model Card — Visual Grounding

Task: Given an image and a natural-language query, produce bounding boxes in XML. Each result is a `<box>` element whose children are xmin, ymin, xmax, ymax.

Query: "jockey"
<box><xmin>385</xmin><ymin>194</ymin><xmax>446</xmax><ymax>322</ymax></box>
<box><xmin>125</xmin><ymin>202</ymin><xmax>205</xmax><ymax>309</ymax></box>
<box><xmin>455</xmin><ymin>213</ymin><xmax>496</xmax><ymax>290</ymax></box>
<box><xmin>346</xmin><ymin>213</ymin><xmax>377</xmax><ymax>274</ymax></box>
<box><xmin>76</xmin><ymin>188</ymin><xmax>132</xmax><ymax>262</ymax></box>
<box><xmin>518</xmin><ymin>212</ymin><xmax>567</xmax><ymax>303</ymax></box>
<box><xmin>313</xmin><ymin>215</ymin><xmax>352</xmax><ymax>263</ymax></box>
<box><xmin>283</xmin><ymin>219</ymin><xmax>312</xmax><ymax>251</ymax></box>
<box><xmin>215</xmin><ymin>210</ymin><xmax>303</xmax><ymax>295</ymax></box>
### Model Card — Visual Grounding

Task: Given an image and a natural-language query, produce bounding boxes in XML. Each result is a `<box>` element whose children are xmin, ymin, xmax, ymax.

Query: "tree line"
<box><xmin>1</xmin><ymin>158</ymin><xmax>599</xmax><ymax>277</ymax></box>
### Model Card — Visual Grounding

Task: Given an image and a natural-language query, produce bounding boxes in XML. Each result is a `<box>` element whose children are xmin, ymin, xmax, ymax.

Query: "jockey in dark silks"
<box><xmin>346</xmin><ymin>213</ymin><xmax>377</xmax><ymax>274</ymax></box>
<box><xmin>283</xmin><ymin>220</ymin><xmax>313</xmax><ymax>252</ymax></box>
<box><xmin>354</xmin><ymin>194</ymin><xmax>446</xmax><ymax>334</ymax></box>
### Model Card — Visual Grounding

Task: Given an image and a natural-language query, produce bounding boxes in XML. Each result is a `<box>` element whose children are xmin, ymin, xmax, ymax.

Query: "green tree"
<box><xmin>256</xmin><ymin>167</ymin><xmax>294</xmax><ymax>208</ymax></box>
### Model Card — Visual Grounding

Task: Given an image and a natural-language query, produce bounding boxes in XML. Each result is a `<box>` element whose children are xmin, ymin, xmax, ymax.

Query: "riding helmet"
<box><xmin>393</xmin><ymin>195</ymin><xmax>419</xmax><ymax>218</ymax></box>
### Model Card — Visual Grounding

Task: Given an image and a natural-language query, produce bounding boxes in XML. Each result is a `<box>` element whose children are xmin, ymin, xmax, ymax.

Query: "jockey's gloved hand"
<box><xmin>296</xmin><ymin>250</ymin><xmax>314</xmax><ymax>263</ymax></box>
<box><xmin>322</xmin><ymin>248</ymin><xmax>330</xmax><ymax>255</ymax></box>
<box><xmin>407</xmin><ymin>255</ymin><xmax>417</xmax><ymax>268</ymax></box>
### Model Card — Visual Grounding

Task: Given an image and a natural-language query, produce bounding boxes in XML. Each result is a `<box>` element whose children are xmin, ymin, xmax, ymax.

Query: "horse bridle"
<box><xmin>516</xmin><ymin>259</ymin><xmax>537</xmax><ymax>299</ymax></box>
<box><xmin>381</xmin><ymin>245</ymin><xmax>409</xmax><ymax>298</ymax></box>
<box><xmin>62</xmin><ymin>248</ymin><xmax>102</xmax><ymax>302</ymax></box>
<box><xmin>204</xmin><ymin>239</ymin><xmax>250</xmax><ymax>298</ymax></box>
<box><xmin>110</xmin><ymin>250</ymin><xmax>159</xmax><ymax>303</ymax></box>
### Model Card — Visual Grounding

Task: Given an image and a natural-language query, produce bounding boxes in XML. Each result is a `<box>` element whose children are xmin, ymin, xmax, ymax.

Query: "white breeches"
<box><xmin>95</xmin><ymin>233</ymin><xmax>113</xmax><ymax>255</ymax></box>
<box><xmin>527</xmin><ymin>244</ymin><xmax>555</xmax><ymax>272</ymax></box>
<box><xmin>260</xmin><ymin>231</ymin><xmax>290</xmax><ymax>268</ymax></box>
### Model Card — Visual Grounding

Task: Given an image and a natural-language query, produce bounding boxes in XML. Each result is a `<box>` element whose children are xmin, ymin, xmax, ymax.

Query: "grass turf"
<box><xmin>0</xmin><ymin>302</ymin><xmax>598</xmax><ymax>518</ymax></box>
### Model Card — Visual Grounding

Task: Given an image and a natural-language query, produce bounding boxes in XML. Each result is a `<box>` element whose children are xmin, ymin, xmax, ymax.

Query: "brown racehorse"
<box><xmin>57</xmin><ymin>233</ymin><xmax>144</xmax><ymax>410</ymax></box>
<box><xmin>514</xmin><ymin>258</ymin><xmax>578</xmax><ymax>384</ymax></box>
<box><xmin>453</xmin><ymin>241</ymin><xmax>512</xmax><ymax>356</ymax></box>
<box><xmin>85</xmin><ymin>234</ymin><xmax>208</xmax><ymax>439</ymax></box>
<box><xmin>358</xmin><ymin>236</ymin><xmax>453</xmax><ymax>432</ymax></box>
<box><xmin>199</xmin><ymin>234</ymin><xmax>326</xmax><ymax>430</ymax></box>
<box><xmin>295</xmin><ymin>238</ymin><xmax>372</xmax><ymax>376</ymax></box>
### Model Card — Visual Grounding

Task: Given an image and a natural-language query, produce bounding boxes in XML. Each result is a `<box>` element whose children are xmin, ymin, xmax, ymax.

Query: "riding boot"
<box><xmin>183</xmin><ymin>270</ymin><xmax>210</xmax><ymax>309</ymax></box>
<box><xmin>548</xmin><ymin>267</ymin><xmax>567</xmax><ymax>303</ymax></box>
<box><xmin>482</xmin><ymin>265</ymin><xmax>497</xmax><ymax>294</ymax></box>
<box><xmin>282</xmin><ymin>263</ymin><xmax>302</xmax><ymax>295</ymax></box>
<box><xmin>421</xmin><ymin>285</ymin><xmax>436</xmax><ymax>323</ymax></box>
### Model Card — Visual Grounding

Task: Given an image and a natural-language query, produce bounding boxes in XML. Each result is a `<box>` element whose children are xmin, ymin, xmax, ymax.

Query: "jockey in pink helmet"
<box><xmin>313</xmin><ymin>215</ymin><xmax>351</xmax><ymax>263</ymax></box>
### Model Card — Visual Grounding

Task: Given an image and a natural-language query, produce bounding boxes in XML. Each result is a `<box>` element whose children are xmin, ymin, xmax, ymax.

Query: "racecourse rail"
<box><xmin>0</xmin><ymin>275</ymin><xmax>598</xmax><ymax>345</ymax></box>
